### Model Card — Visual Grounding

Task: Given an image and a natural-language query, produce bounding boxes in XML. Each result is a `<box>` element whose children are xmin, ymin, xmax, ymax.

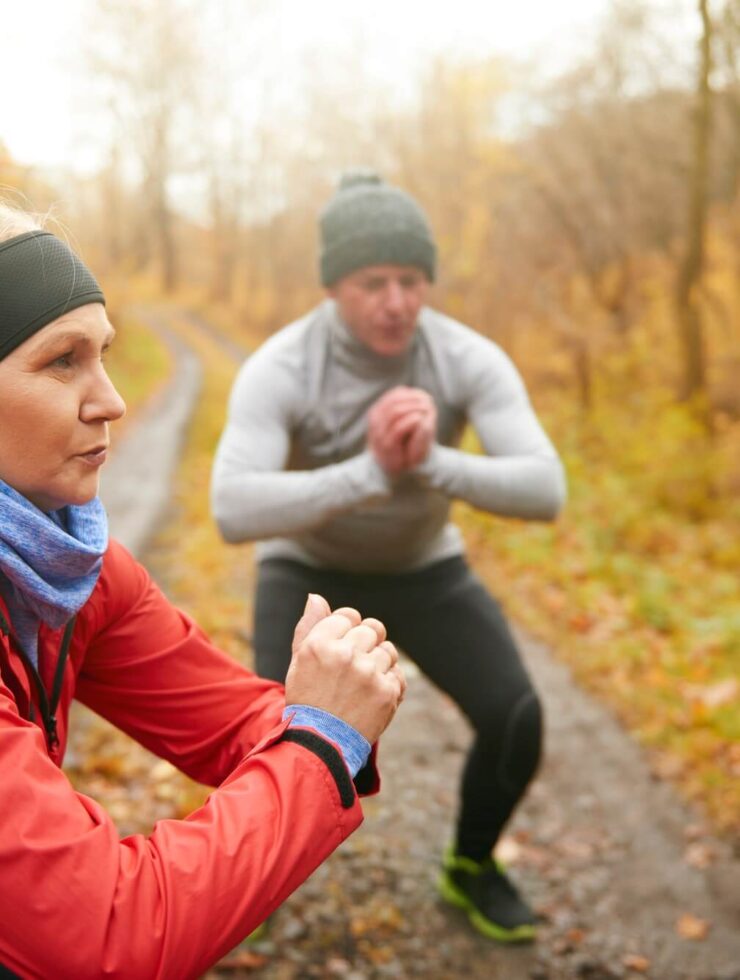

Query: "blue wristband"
<box><xmin>283</xmin><ymin>705</ymin><xmax>371</xmax><ymax>778</ymax></box>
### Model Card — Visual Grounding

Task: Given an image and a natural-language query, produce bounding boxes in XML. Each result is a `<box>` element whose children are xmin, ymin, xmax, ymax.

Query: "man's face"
<box><xmin>328</xmin><ymin>264</ymin><xmax>430</xmax><ymax>357</ymax></box>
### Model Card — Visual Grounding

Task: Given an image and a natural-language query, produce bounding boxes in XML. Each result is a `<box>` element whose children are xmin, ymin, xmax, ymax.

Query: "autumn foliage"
<box><xmin>3</xmin><ymin>0</ymin><xmax>738</xmax><ymax>834</ymax></box>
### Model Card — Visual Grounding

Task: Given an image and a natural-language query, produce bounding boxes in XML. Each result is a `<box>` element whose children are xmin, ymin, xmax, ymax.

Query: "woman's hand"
<box><xmin>285</xmin><ymin>594</ymin><xmax>406</xmax><ymax>744</ymax></box>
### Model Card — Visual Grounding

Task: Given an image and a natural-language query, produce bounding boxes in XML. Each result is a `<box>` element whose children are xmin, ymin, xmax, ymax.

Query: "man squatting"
<box><xmin>211</xmin><ymin>172</ymin><xmax>567</xmax><ymax>942</ymax></box>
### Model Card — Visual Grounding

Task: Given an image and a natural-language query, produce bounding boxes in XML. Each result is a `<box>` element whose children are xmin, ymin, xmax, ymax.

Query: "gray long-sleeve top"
<box><xmin>211</xmin><ymin>300</ymin><xmax>566</xmax><ymax>573</ymax></box>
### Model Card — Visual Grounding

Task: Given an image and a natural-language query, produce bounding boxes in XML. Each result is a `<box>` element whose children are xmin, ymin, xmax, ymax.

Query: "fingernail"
<box><xmin>305</xmin><ymin>593</ymin><xmax>322</xmax><ymax>613</ymax></box>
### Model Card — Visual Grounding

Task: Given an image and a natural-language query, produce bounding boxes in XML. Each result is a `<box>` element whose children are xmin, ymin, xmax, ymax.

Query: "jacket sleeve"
<box><xmin>416</xmin><ymin>332</ymin><xmax>567</xmax><ymax>520</ymax></box>
<box><xmin>210</xmin><ymin>343</ymin><xmax>392</xmax><ymax>543</ymax></box>
<box><xmin>75</xmin><ymin>539</ymin><xmax>290</xmax><ymax>785</ymax></box>
<box><xmin>0</xmin><ymin>543</ymin><xmax>373</xmax><ymax>979</ymax></box>
<box><xmin>75</xmin><ymin>541</ymin><xmax>379</xmax><ymax>796</ymax></box>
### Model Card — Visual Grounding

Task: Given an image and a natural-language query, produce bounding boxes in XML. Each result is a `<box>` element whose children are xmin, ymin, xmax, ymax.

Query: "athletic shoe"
<box><xmin>438</xmin><ymin>848</ymin><xmax>537</xmax><ymax>943</ymax></box>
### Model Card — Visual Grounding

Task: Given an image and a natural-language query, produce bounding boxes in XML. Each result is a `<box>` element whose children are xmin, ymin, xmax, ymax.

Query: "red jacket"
<box><xmin>0</xmin><ymin>539</ymin><xmax>378</xmax><ymax>979</ymax></box>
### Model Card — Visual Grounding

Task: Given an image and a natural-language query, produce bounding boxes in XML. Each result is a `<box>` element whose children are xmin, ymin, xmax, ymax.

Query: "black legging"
<box><xmin>254</xmin><ymin>556</ymin><xmax>543</xmax><ymax>862</ymax></box>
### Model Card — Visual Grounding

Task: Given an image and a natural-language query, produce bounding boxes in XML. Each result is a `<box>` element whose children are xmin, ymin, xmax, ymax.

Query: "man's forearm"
<box><xmin>416</xmin><ymin>444</ymin><xmax>567</xmax><ymax>520</ymax></box>
<box><xmin>211</xmin><ymin>451</ymin><xmax>392</xmax><ymax>542</ymax></box>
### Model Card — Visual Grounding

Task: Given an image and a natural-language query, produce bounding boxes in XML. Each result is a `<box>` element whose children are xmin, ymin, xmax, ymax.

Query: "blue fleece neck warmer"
<box><xmin>0</xmin><ymin>481</ymin><xmax>108</xmax><ymax>666</ymax></box>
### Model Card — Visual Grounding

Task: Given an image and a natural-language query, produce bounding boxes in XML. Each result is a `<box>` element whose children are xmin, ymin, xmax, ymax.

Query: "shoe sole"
<box><xmin>437</xmin><ymin>872</ymin><xmax>536</xmax><ymax>944</ymax></box>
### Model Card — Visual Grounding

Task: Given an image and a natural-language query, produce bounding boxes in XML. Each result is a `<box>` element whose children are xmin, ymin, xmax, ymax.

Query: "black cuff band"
<box><xmin>280</xmin><ymin>728</ymin><xmax>356</xmax><ymax>809</ymax></box>
<box><xmin>0</xmin><ymin>231</ymin><xmax>105</xmax><ymax>360</ymax></box>
<box><xmin>352</xmin><ymin>758</ymin><xmax>375</xmax><ymax>796</ymax></box>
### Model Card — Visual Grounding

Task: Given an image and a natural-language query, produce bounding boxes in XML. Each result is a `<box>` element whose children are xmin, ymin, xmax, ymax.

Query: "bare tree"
<box><xmin>675</xmin><ymin>0</ymin><xmax>713</xmax><ymax>402</ymax></box>
<box><xmin>85</xmin><ymin>0</ymin><xmax>202</xmax><ymax>291</ymax></box>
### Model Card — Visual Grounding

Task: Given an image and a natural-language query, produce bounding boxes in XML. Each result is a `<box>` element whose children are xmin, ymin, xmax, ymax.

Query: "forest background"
<box><xmin>1</xmin><ymin>0</ymin><xmax>738</xmax><ymax>839</ymax></box>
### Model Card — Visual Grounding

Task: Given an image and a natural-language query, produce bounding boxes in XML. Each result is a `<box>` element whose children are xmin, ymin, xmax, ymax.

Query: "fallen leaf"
<box><xmin>325</xmin><ymin>957</ymin><xmax>352</xmax><ymax>975</ymax></box>
<box><xmin>350</xmin><ymin>902</ymin><xmax>404</xmax><ymax>937</ymax></box>
<box><xmin>623</xmin><ymin>953</ymin><xmax>650</xmax><ymax>972</ymax></box>
<box><xmin>684</xmin><ymin>678</ymin><xmax>738</xmax><ymax>709</ymax></box>
<box><xmin>496</xmin><ymin>836</ymin><xmax>522</xmax><ymax>864</ymax></box>
<box><xmin>552</xmin><ymin>936</ymin><xmax>572</xmax><ymax>955</ymax></box>
<box><xmin>151</xmin><ymin>759</ymin><xmax>177</xmax><ymax>781</ymax></box>
<box><xmin>568</xmin><ymin>611</ymin><xmax>593</xmax><ymax>633</ymax></box>
<box><xmin>215</xmin><ymin>950</ymin><xmax>267</xmax><ymax>971</ymax></box>
<box><xmin>514</xmin><ymin>843</ymin><xmax>552</xmax><ymax>871</ymax></box>
<box><xmin>651</xmin><ymin>754</ymin><xmax>685</xmax><ymax>780</ymax></box>
<box><xmin>542</xmin><ymin>587</ymin><xmax>567</xmax><ymax>615</ymax></box>
<box><xmin>683</xmin><ymin>842</ymin><xmax>715</xmax><ymax>869</ymax></box>
<box><xmin>683</xmin><ymin>823</ymin><xmax>707</xmax><ymax>842</ymax></box>
<box><xmin>675</xmin><ymin>913</ymin><xmax>711</xmax><ymax>940</ymax></box>
<box><xmin>558</xmin><ymin>838</ymin><xmax>596</xmax><ymax>860</ymax></box>
<box><xmin>154</xmin><ymin>783</ymin><xmax>177</xmax><ymax>802</ymax></box>
<box><xmin>727</xmin><ymin>743</ymin><xmax>740</xmax><ymax>777</ymax></box>
<box><xmin>361</xmin><ymin>942</ymin><xmax>396</xmax><ymax>966</ymax></box>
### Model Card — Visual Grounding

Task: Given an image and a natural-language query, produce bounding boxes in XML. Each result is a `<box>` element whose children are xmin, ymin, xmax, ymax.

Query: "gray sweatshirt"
<box><xmin>211</xmin><ymin>300</ymin><xmax>566</xmax><ymax>573</ymax></box>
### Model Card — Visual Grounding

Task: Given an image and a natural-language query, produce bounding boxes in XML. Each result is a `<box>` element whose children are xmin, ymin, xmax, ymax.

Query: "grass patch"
<box><xmin>458</xmin><ymin>406</ymin><xmax>740</xmax><ymax>838</ymax></box>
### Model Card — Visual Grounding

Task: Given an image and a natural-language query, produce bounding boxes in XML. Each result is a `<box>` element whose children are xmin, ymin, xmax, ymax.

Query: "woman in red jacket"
<box><xmin>0</xmin><ymin>203</ymin><xmax>406</xmax><ymax>980</ymax></box>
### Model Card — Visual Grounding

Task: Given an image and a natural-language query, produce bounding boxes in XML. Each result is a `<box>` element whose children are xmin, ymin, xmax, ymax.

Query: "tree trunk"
<box><xmin>675</xmin><ymin>0</ymin><xmax>712</xmax><ymax>401</ymax></box>
<box><xmin>208</xmin><ymin>171</ymin><xmax>239</xmax><ymax>304</ymax></box>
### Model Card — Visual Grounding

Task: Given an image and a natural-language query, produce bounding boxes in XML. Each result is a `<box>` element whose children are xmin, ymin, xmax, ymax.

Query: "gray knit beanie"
<box><xmin>319</xmin><ymin>170</ymin><xmax>437</xmax><ymax>286</ymax></box>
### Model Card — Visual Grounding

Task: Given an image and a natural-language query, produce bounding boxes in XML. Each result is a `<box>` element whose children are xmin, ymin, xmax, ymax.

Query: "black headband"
<box><xmin>0</xmin><ymin>230</ymin><xmax>106</xmax><ymax>360</ymax></box>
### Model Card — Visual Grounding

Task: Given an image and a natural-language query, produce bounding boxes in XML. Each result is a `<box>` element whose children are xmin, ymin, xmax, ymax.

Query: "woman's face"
<box><xmin>0</xmin><ymin>303</ymin><xmax>126</xmax><ymax>512</ymax></box>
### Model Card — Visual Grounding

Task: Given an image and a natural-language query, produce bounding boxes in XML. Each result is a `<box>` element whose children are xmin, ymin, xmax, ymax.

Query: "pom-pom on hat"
<box><xmin>319</xmin><ymin>170</ymin><xmax>437</xmax><ymax>286</ymax></box>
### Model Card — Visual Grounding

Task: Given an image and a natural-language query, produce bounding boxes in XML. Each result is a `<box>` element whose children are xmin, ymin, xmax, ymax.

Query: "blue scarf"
<box><xmin>0</xmin><ymin>481</ymin><xmax>108</xmax><ymax>666</ymax></box>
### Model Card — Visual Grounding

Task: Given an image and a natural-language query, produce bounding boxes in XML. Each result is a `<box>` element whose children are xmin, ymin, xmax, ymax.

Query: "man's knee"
<box><xmin>477</xmin><ymin>688</ymin><xmax>543</xmax><ymax>796</ymax></box>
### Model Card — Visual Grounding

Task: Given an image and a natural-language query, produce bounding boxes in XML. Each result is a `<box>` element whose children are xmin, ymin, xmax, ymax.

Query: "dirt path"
<box><xmin>100</xmin><ymin>308</ymin><xmax>202</xmax><ymax>555</ymax></box>
<box><xmin>101</xmin><ymin>307</ymin><xmax>740</xmax><ymax>980</ymax></box>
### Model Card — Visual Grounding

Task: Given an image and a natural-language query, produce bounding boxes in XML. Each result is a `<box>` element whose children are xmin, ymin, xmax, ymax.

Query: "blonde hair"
<box><xmin>0</xmin><ymin>199</ymin><xmax>45</xmax><ymax>244</ymax></box>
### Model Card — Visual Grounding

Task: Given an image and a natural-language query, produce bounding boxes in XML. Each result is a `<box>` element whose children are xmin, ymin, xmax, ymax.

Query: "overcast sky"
<box><xmin>1</xmin><ymin>0</ymin><xmax>698</xmax><ymax>173</ymax></box>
